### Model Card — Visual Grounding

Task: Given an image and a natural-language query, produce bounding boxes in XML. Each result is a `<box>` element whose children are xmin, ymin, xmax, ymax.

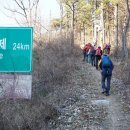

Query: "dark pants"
<box><xmin>107</xmin><ymin>48</ymin><xmax>110</xmax><ymax>54</ymax></box>
<box><xmin>95</xmin><ymin>56</ymin><xmax>101</xmax><ymax>70</ymax></box>
<box><xmin>91</xmin><ymin>55</ymin><xmax>95</xmax><ymax>66</ymax></box>
<box><xmin>83</xmin><ymin>51</ymin><xmax>86</xmax><ymax>61</ymax></box>
<box><xmin>85</xmin><ymin>54</ymin><xmax>87</xmax><ymax>62</ymax></box>
<box><xmin>88</xmin><ymin>54</ymin><xmax>92</xmax><ymax>63</ymax></box>
<box><xmin>101</xmin><ymin>73</ymin><xmax>111</xmax><ymax>94</ymax></box>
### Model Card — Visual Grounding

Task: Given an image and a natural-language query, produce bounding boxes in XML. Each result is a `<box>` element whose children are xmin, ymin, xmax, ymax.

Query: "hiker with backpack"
<box><xmin>85</xmin><ymin>43</ymin><xmax>91</xmax><ymax>63</ymax></box>
<box><xmin>95</xmin><ymin>46</ymin><xmax>102</xmax><ymax>70</ymax></box>
<box><xmin>104</xmin><ymin>43</ymin><xmax>111</xmax><ymax>54</ymax></box>
<box><xmin>82</xmin><ymin>43</ymin><xmax>90</xmax><ymax>61</ymax></box>
<box><xmin>87</xmin><ymin>44</ymin><xmax>93</xmax><ymax>64</ymax></box>
<box><xmin>90</xmin><ymin>46</ymin><xmax>96</xmax><ymax>66</ymax></box>
<box><xmin>99</xmin><ymin>49</ymin><xmax>114</xmax><ymax>96</ymax></box>
<box><xmin>87</xmin><ymin>48</ymin><xmax>91</xmax><ymax>64</ymax></box>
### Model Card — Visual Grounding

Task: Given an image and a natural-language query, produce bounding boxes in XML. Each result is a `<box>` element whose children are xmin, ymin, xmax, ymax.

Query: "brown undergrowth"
<box><xmin>112</xmin><ymin>57</ymin><xmax>130</xmax><ymax>113</ymax></box>
<box><xmin>0</xmin><ymin>36</ymin><xmax>81</xmax><ymax>130</ymax></box>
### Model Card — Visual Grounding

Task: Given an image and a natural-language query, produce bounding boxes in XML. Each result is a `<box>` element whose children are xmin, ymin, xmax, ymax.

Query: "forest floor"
<box><xmin>44</xmin><ymin>57</ymin><xmax>130</xmax><ymax>130</ymax></box>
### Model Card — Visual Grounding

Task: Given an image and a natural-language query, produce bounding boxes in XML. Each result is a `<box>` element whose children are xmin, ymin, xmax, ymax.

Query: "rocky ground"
<box><xmin>43</xmin><ymin>59</ymin><xmax>130</xmax><ymax>130</ymax></box>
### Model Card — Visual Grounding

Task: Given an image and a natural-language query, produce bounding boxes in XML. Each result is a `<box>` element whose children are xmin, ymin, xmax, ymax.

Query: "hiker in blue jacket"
<box><xmin>99</xmin><ymin>49</ymin><xmax>114</xmax><ymax>96</ymax></box>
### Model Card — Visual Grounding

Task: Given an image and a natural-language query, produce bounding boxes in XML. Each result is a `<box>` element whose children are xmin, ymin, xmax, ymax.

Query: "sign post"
<box><xmin>0</xmin><ymin>27</ymin><xmax>33</xmax><ymax>99</ymax></box>
<box><xmin>0</xmin><ymin>27</ymin><xmax>33</xmax><ymax>72</ymax></box>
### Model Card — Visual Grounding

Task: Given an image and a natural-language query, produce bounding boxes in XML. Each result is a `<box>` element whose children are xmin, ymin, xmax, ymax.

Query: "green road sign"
<box><xmin>0</xmin><ymin>27</ymin><xmax>33</xmax><ymax>72</ymax></box>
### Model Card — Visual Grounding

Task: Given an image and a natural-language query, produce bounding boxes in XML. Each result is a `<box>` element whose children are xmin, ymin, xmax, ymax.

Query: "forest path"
<box><xmin>93</xmin><ymin>65</ymin><xmax>129</xmax><ymax>130</ymax></box>
<box><xmin>47</xmin><ymin>59</ymin><xmax>130</xmax><ymax>130</ymax></box>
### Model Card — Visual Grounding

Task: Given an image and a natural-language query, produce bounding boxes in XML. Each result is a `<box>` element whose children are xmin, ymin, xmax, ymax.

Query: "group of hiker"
<box><xmin>82</xmin><ymin>43</ymin><xmax>114</xmax><ymax>96</ymax></box>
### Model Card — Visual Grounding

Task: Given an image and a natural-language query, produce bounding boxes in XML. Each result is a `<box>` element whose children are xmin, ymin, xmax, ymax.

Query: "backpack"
<box><xmin>105</xmin><ymin>44</ymin><xmax>111</xmax><ymax>49</ymax></box>
<box><xmin>91</xmin><ymin>49</ymin><xmax>96</xmax><ymax>56</ymax></box>
<box><xmin>95</xmin><ymin>49</ymin><xmax>101</xmax><ymax>56</ymax></box>
<box><xmin>102</xmin><ymin>56</ymin><xmax>112</xmax><ymax>75</ymax></box>
<box><xmin>102</xmin><ymin>56</ymin><xmax>111</xmax><ymax>68</ymax></box>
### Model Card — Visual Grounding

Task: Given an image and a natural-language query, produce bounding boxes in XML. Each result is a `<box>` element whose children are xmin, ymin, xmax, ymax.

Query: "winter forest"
<box><xmin>0</xmin><ymin>0</ymin><xmax>130</xmax><ymax>130</ymax></box>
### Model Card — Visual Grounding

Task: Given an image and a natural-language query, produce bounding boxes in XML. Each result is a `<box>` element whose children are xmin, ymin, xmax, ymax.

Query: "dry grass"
<box><xmin>113</xmin><ymin>57</ymin><xmax>130</xmax><ymax>111</ymax></box>
<box><xmin>33</xmin><ymin>36</ymin><xmax>81</xmax><ymax>97</ymax></box>
<box><xmin>0</xmin><ymin>36</ymin><xmax>81</xmax><ymax>130</ymax></box>
<box><xmin>114</xmin><ymin>58</ymin><xmax>130</xmax><ymax>84</ymax></box>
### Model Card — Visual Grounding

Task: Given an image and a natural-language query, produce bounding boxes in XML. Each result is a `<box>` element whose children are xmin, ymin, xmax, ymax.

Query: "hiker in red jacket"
<box><xmin>95</xmin><ymin>46</ymin><xmax>102</xmax><ymax>70</ymax></box>
<box><xmin>82</xmin><ymin>43</ymin><xmax>91</xmax><ymax>62</ymax></box>
<box><xmin>86</xmin><ymin>43</ymin><xmax>92</xmax><ymax>63</ymax></box>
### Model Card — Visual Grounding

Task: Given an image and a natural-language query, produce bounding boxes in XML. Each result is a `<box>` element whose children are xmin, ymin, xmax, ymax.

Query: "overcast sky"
<box><xmin>0</xmin><ymin>0</ymin><xmax>60</xmax><ymax>27</ymax></box>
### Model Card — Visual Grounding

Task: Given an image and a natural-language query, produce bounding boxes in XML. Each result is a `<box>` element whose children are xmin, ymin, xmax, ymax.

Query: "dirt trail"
<box><xmin>48</xmin><ymin>60</ymin><xmax>130</xmax><ymax>130</ymax></box>
<box><xmin>107</xmin><ymin>96</ymin><xmax>127</xmax><ymax>130</ymax></box>
<box><xmin>91</xmin><ymin>65</ymin><xmax>129</xmax><ymax>130</ymax></box>
<box><xmin>96</xmin><ymin>94</ymin><xmax>129</xmax><ymax>130</ymax></box>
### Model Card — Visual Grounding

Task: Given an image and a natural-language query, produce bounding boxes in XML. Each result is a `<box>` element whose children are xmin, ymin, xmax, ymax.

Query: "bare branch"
<box><xmin>40</xmin><ymin>24</ymin><xmax>49</xmax><ymax>31</ymax></box>
<box><xmin>34</xmin><ymin>0</ymin><xmax>40</xmax><ymax>26</ymax></box>
<box><xmin>3</xmin><ymin>0</ymin><xmax>41</xmax><ymax>27</ymax></box>
<box><xmin>65</xmin><ymin>2</ymin><xmax>73</xmax><ymax>11</ymax></box>
<box><xmin>19</xmin><ymin>0</ymin><xmax>29</xmax><ymax>25</ymax></box>
<box><xmin>28</xmin><ymin>0</ymin><xmax>37</xmax><ymax>10</ymax></box>
<box><xmin>13</xmin><ymin>0</ymin><xmax>24</xmax><ymax>10</ymax></box>
<box><xmin>14</xmin><ymin>17</ymin><xmax>22</xmax><ymax>26</ymax></box>
<box><xmin>32</xmin><ymin>0</ymin><xmax>36</xmax><ymax>9</ymax></box>
<box><xmin>4</xmin><ymin>7</ymin><xmax>25</xmax><ymax>17</ymax></box>
<box><xmin>126</xmin><ymin>0</ymin><xmax>130</xmax><ymax>12</ymax></box>
<box><xmin>0</xmin><ymin>8</ymin><xmax>14</xmax><ymax>18</ymax></box>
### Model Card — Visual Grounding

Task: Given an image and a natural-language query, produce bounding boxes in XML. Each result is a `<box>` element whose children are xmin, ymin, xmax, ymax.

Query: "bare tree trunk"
<box><xmin>60</xmin><ymin>3</ymin><xmax>63</xmax><ymax>35</ymax></box>
<box><xmin>84</xmin><ymin>28</ymin><xmax>86</xmax><ymax>45</ymax></box>
<box><xmin>80</xmin><ymin>25</ymin><xmax>82</xmax><ymax>41</ymax></box>
<box><xmin>83</xmin><ymin>22</ymin><xmax>86</xmax><ymax>45</ymax></box>
<box><xmin>49</xmin><ymin>10</ymin><xmax>52</xmax><ymax>42</ymax></box>
<box><xmin>72</xmin><ymin>3</ymin><xmax>75</xmax><ymax>46</ymax></box>
<box><xmin>108</xmin><ymin>24</ymin><xmax>110</xmax><ymax>44</ymax></box>
<box><xmin>34</xmin><ymin>0</ymin><xmax>40</xmax><ymax>27</ymax></box>
<box><xmin>66</xmin><ymin>11</ymin><xmax>69</xmax><ymax>39</ymax></box>
<box><xmin>57</xmin><ymin>0</ymin><xmax>63</xmax><ymax>35</ymax></box>
<box><xmin>122</xmin><ymin>0</ymin><xmax>130</xmax><ymax>59</ymax></box>
<box><xmin>114</xmin><ymin>4</ymin><xmax>119</xmax><ymax>47</ymax></box>
<box><xmin>28</xmin><ymin>0</ymin><xmax>31</xmax><ymax>26</ymax></box>
<box><xmin>92</xmin><ymin>23</ymin><xmax>94</xmax><ymax>43</ymax></box>
<box><xmin>100</xmin><ymin>5</ymin><xmax>105</xmax><ymax>48</ymax></box>
<box><xmin>94</xmin><ymin>25</ymin><xmax>97</xmax><ymax>44</ymax></box>
<box><xmin>93</xmin><ymin>0</ymin><xmax>97</xmax><ymax>44</ymax></box>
